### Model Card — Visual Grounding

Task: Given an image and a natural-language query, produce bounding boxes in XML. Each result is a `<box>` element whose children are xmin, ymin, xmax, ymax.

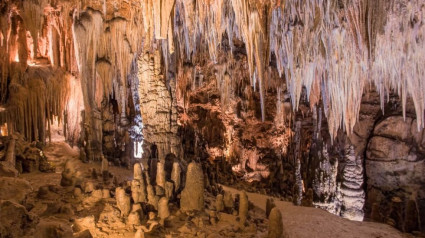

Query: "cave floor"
<box><xmin>12</xmin><ymin>141</ymin><xmax>410</xmax><ymax>238</ymax></box>
<box><xmin>222</xmin><ymin>186</ymin><xmax>408</xmax><ymax>238</ymax></box>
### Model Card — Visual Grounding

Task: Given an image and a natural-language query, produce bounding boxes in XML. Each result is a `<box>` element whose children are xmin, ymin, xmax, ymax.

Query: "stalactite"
<box><xmin>371</xmin><ymin>0</ymin><xmax>425</xmax><ymax>132</ymax></box>
<box><xmin>169</xmin><ymin>0</ymin><xmax>425</xmax><ymax>139</ymax></box>
<box><xmin>4</xmin><ymin>65</ymin><xmax>71</xmax><ymax>142</ymax></box>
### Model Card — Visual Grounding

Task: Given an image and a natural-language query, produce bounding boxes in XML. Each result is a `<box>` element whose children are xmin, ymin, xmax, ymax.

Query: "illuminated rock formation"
<box><xmin>0</xmin><ymin>0</ymin><xmax>424</xmax><ymax>236</ymax></box>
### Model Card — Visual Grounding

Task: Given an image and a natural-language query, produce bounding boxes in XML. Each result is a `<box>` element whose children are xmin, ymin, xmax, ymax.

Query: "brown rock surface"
<box><xmin>180</xmin><ymin>162</ymin><xmax>205</xmax><ymax>211</ymax></box>
<box><xmin>0</xmin><ymin>177</ymin><xmax>32</xmax><ymax>204</ymax></box>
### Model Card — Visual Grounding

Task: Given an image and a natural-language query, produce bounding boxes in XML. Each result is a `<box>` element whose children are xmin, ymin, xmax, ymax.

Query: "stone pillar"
<box><xmin>116</xmin><ymin>187</ymin><xmax>131</xmax><ymax>217</ymax></box>
<box><xmin>156</xmin><ymin>161</ymin><xmax>166</xmax><ymax>188</ymax></box>
<box><xmin>268</xmin><ymin>207</ymin><xmax>284</xmax><ymax>238</ymax></box>
<box><xmin>180</xmin><ymin>162</ymin><xmax>204</xmax><ymax>211</ymax></box>
<box><xmin>171</xmin><ymin>162</ymin><xmax>181</xmax><ymax>192</ymax></box>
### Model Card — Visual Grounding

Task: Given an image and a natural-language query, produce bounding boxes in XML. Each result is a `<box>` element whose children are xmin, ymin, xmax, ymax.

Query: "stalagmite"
<box><xmin>216</xmin><ymin>194</ymin><xmax>224</xmax><ymax>212</ymax></box>
<box><xmin>147</xmin><ymin>184</ymin><xmax>158</xmax><ymax>209</ymax></box>
<box><xmin>84</xmin><ymin>182</ymin><xmax>95</xmax><ymax>193</ymax></box>
<box><xmin>5</xmin><ymin>135</ymin><xmax>16</xmax><ymax>167</ymax></box>
<box><xmin>131</xmin><ymin>179</ymin><xmax>147</xmax><ymax>203</ymax></box>
<box><xmin>266</xmin><ymin>198</ymin><xmax>276</xmax><ymax>218</ymax></box>
<box><xmin>144</xmin><ymin>171</ymin><xmax>151</xmax><ymax>186</ymax></box>
<box><xmin>164</xmin><ymin>181</ymin><xmax>174</xmax><ymax>199</ymax></box>
<box><xmin>313</xmin><ymin>147</ymin><xmax>341</xmax><ymax>215</ymax></box>
<box><xmin>180</xmin><ymin>162</ymin><xmax>204</xmax><ymax>211</ymax></box>
<box><xmin>171</xmin><ymin>162</ymin><xmax>181</xmax><ymax>192</ymax></box>
<box><xmin>294</xmin><ymin>121</ymin><xmax>303</xmax><ymax>205</ymax></box>
<box><xmin>223</xmin><ymin>191</ymin><xmax>234</xmax><ymax>212</ymax></box>
<box><xmin>268</xmin><ymin>207</ymin><xmax>284</xmax><ymax>238</ymax></box>
<box><xmin>134</xmin><ymin>163</ymin><xmax>143</xmax><ymax>180</ymax></box>
<box><xmin>128</xmin><ymin>211</ymin><xmax>142</xmax><ymax>226</ymax></box>
<box><xmin>102</xmin><ymin>189</ymin><xmax>110</xmax><ymax>199</ymax></box>
<box><xmin>101</xmin><ymin>156</ymin><xmax>109</xmax><ymax>181</ymax></box>
<box><xmin>156</xmin><ymin>161</ymin><xmax>166</xmax><ymax>188</ymax></box>
<box><xmin>340</xmin><ymin>146</ymin><xmax>365</xmax><ymax>221</ymax></box>
<box><xmin>116</xmin><ymin>187</ymin><xmax>131</xmax><ymax>217</ymax></box>
<box><xmin>60</xmin><ymin>159</ymin><xmax>78</xmax><ymax>187</ymax></box>
<box><xmin>158</xmin><ymin>197</ymin><xmax>170</xmax><ymax>221</ymax></box>
<box><xmin>239</xmin><ymin>191</ymin><xmax>248</xmax><ymax>226</ymax></box>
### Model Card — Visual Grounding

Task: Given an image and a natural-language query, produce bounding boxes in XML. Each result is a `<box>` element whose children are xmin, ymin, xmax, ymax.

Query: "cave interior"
<box><xmin>0</xmin><ymin>0</ymin><xmax>424</xmax><ymax>237</ymax></box>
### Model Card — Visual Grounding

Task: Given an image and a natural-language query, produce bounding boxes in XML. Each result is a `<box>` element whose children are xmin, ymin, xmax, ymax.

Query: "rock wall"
<box><xmin>365</xmin><ymin>115</ymin><xmax>425</xmax><ymax>232</ymax></box>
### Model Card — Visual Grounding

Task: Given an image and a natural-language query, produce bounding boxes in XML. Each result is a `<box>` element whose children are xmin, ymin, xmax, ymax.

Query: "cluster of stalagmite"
<box><xmin>55</xmin><ymin>153</ymin><xmax>288</xmax><ymax>237</ymax></box>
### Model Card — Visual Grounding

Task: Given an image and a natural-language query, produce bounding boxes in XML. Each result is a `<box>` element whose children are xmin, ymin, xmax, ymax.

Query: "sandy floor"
<box><xmin>222</xmin><ymin>186</ymin><xmax>408</xmax><ymax>238</ymax></box>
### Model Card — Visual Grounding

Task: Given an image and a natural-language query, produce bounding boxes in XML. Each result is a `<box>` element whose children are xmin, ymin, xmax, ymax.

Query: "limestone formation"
<box><xmin>84</xmin><ymin>182</ymin><xmax>95</xmax><ymax>193</ymax></box>
<box><xmin>91</xmin><ymin>189</ymin><xmax>103</xmax><ymax>200</ymax></box>
<box><xmin>158</xmin><ymin>197</ymin><xmax>170</xmax><ymax>220</ymax></box>
<box><xmin>131</xmin><ymin>203</ymin><xmax>144</xmax><ymax>221</ymax></box>
<box><xmin>223</xmin><ymin>191</ymin><xmax>234</xmax><ymax>212</ymax></box>
<box><xmin>239</xmin><ymin>191</ymin><xmax>249</xmax><ymax>226</ymax></box>
<box><xmin>73</xmin><ymin>187</ymin><xmax>83</xmax><ymax>199</ymax></box>
<box><xmin>128</xmin><ymin>211</ymin><xmax>141</xmax><ymax>226</ymax></box>
<box><xmin>34</xmin><ymin>219</ymin><xmax>73</xmax><ymax>238</ymax></box>
<box><xmin>171</xmin><ymin>162</ymin><xmax>181</xmax><ymax>192</ymax></box>
<box><xmin>115</xmin><ymin>187</ymin><xmax>131</xmax><ymax>217</ymax></box>
<box><xmin>73</xmin><ymin>230</ymin><xmax>93</xmax><ymax>238</ymax></box>
<box><xmin>0</xmin><ymin>177</ymin><xmax>33</xmax><ymax>204</ymax></box>
<box><xmin>266</xmin><ymin>198</ymin><xmax>276</xmax><ymax>218</ymax></box>
<box><xmin>134</xmin><ymin>163</ymin><xmax>143</xmax><ymax>180</ymax></box>
<box><xmin>156</xmin><ymin>161</ymin><xmax>166</xmax><ymax>188</ymax></box>
<box><xmin>165</xmin><ymin>181</ymin><xmax>174</xmax><ymax>199</ymax></box>
<box><xmin>102</xmin><ymin>189</ymin><xmax>111</xmax><ymax>199</ymax></box>
<box><xmin>268</xmin><ymin>207</ymin><xmax>284</xmax><ymax>238</ymax></box>
<box><xmin>101</xmin><ymin>156</ymin><xmax>109</xmax><ymax>181</ymax></box>
<box><xmin>91</xmin><ymin>169</ymin><xmax>98</xmax><ymax>179</ymax></box>
<box><xmin>144</xmin><ymin>171</ymin><xmax>151</xmax><ymax>186</ymax></box>
<box><xmin>304</xmin><ymin>188</ymin><xmax>314</xmax><ymax>207</ymax></box>
<box><xmin>134</xmin><ymin>228</ymin><xmax>145</xmax><ymax>238</ymax></box>
<box><xmin>132</xmin><ymin>179</ymin><xmax>147</xmax><ymax>203</ymax></box>
<box><xmin>216</xmin><ymin>194</ymin><xmax>224</xmax><ymax>212</ymax></box>
<box><xmin>0</xmin><ymin>0</ymin><xmax>424</xmax><ymax>236</ymax></box>
<box><xmin>0</xmin><ymin>200</ymin><xmax>31</xmax><ymax>238</ymax></box>
<box><xmin>147</xmin><ymin>185</ymin><xmax>158</xmax><ymax>209</ymax></box>
<box><xmin>180</xmin><ymin>162</ymin><xmax>204</xmax><ymax>211</ymax></box>
<box><xmin>60</xmin><ymin>159</ymin><xmax>77</xmax><ymax>187</ymax></box>
<box><xmin>155</xmin><ymin>185</ymin><xmax>165</xmax><ymax>197</ymax></box>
